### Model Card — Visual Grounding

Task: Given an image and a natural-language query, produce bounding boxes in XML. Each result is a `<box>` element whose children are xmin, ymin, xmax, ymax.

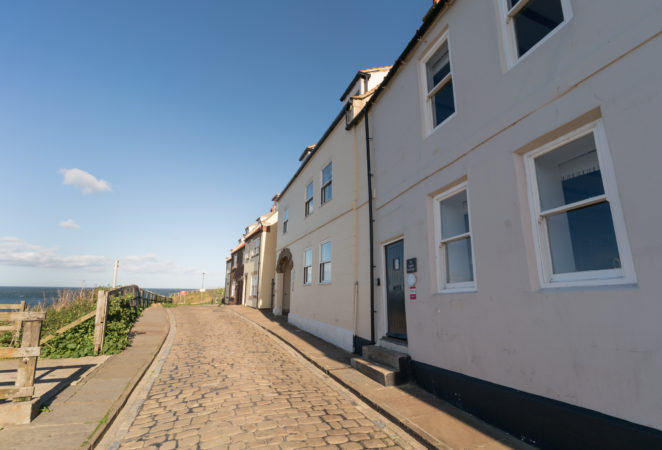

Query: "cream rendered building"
<box><xmin>362</xmin><ymin>0</ymin><xmax>662</xmax><ymax>447</ymax></box>
<box><xmin>272</xmin><ymin>67</ymin><xmax>390</xmax><ymax>352</ymax></box>
<box><xmin>241</xmin><ymin>208</ymin><xmax>278</xmax><ymax>310</ymax></box>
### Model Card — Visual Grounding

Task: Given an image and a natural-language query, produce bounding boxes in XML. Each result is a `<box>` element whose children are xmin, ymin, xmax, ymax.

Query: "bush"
<box><xmin>40</xmin><ymin>295</ymin><xmax>143</xmax><ymax>359</ymax></box>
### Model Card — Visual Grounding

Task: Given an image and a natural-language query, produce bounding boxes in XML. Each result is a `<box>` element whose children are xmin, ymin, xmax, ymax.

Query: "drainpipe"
<box><xmin>364</xmin><ymin>109</ymin><xmax>376</xmax><ymax>344</ymax></box>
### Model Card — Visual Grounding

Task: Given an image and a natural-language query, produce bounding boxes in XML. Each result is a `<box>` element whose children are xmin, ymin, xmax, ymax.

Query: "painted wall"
<box><xmin>369</xmin><ymin>0</ymin><xmax>662</xmax><ymax>430</ymax></box>
<box><xmin>276</xmin><ymin>112</ymin><xmax>371</xmax><ymax>352</ymax></box>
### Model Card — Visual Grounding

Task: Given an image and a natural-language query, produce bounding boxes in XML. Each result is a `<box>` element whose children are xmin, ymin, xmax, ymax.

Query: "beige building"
<box><xmin>241</xmin><ymin>208</ymin><xmax>278</xmax><ymax>310</ymax></box>
<box><xmin>360</xmin><ymin>0</ymin><xmax>662</xmax><ymax>447</ymax></box>
<box><xmin>272</xmin><ymin>67</ymin><xmax>391</xmax><ymax>352</ymax></box>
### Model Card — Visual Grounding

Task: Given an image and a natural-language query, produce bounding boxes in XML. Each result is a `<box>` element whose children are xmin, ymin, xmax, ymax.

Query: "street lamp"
<box><xmin>200</xmin><ymin>271</ymin><xmax>206</xmax><ymax>303</ymax></box>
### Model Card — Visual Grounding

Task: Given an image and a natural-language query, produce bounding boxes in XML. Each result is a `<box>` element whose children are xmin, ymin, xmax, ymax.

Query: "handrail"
<box><xmin>0</xmin><ymin>311</ymin><xmax>46</xmax><ymax>402</ymax></box>
<box><xmin>93</xmin><ymin>285</ymin><xmax>170</xmax><ymax>353</ymax></box>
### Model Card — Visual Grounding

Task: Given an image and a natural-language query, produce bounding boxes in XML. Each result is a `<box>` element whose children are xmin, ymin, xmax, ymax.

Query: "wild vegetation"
<box><xmin>0</xmin><ymin>288</ymin><xmax>144</xmax><ymax>358</ymax></box>
<box><xmin>170</xmin><ymin>288</ymin><xmax>224</xmax><ymax>306</ymax></box>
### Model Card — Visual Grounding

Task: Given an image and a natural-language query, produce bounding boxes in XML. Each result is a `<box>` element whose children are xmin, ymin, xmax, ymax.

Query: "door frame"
<box><xmin>380</xmin><ymin>235</ymin><xmax>407</xmax><ymax>342</ymax></box>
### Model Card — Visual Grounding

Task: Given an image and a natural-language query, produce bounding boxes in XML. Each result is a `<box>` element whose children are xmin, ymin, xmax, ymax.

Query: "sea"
<box><xmin>0</xmin><ymin>286</ymin><xmax>188</xmax><ymax>308</ymax></box>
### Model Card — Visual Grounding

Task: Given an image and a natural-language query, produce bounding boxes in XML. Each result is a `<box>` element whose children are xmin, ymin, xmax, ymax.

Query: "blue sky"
<box><xmin>0</xmin><ymin>1</ymin><xmax>431</xmax><ymax>289</ymax></box>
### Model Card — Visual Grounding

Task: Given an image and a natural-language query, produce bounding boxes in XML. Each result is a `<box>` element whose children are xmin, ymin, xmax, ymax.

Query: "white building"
<box><xmin>360</xmin><ymin>0</ymin><xmax>662</xmax><ymax>447</ymax></box>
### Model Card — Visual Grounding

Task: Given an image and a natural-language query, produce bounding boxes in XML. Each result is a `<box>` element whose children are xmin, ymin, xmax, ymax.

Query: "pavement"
<box><xmin>0</xmin><ymin>304</ymin><xmax>170</xmax><ymax>450</ymax></box>
<box><xmin>225</xmin><ymin>306</ymin><xmax>532</xmax><ymax>450</ymax></box>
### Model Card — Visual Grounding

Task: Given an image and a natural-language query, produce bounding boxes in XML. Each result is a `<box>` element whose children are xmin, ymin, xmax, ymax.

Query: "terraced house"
<box><xmin>356</xmin><ymin>0</ymin><xmax>662</xmax><ymax>447</ymax></box>
<box><xmin>241</xmin><ymin>207</ymin><xmax>278</xmax><ymax>310</ymax></box>
<box><xmin>272</xmin><ymin>66</ymin><xmax>391</xmax><ymax>352</ymax></box>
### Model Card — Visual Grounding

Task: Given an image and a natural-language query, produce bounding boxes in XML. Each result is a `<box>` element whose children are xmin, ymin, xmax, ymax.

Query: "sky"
<box><xmin>0</xmin><ymin>0</ymin><xmax>432</xmax><ymax>289</ymax></box>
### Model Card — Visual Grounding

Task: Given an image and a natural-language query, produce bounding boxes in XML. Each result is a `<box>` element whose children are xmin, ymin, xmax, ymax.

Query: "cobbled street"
<box><xmin>117</xmin><ymin>306</ymin><xmax>422</xmax><ymax>449</ymax></box>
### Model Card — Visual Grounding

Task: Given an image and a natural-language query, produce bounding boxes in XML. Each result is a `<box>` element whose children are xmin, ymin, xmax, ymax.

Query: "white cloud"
<box><xmin>60</xmin><ymin>168</ymin><xmax>111</xmax><ymax>194</ymax></box>
<box><xmin>0</xmin><ymin>237</ymin><xmax>197</xmax><ymax>275</ymax></box>
<box><xmin>59</xmin><ymin>219</ymin><xmax>80</xmax><ymax>229</ymax></box>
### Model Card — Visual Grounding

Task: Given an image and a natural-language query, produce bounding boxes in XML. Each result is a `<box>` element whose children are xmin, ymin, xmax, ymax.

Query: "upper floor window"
<box><xmin>499</xmin><ymin>0</ymin><xmax>570</xmax><ymax>66</ymax></box>
<box><xmin>524</xmin><ymin>121</ymin><xmax>635</xmax><ymax>287</ymax></box>
<box><xmin>253</xmin><ymin>236</ymin><xmax>261</xmax><ymax>257</ymax></box>
<box><xmin>250</xmin><ymin>273</ymin><xmax>258</xmax><ymax>297</ymax></box>
<box><xmin>434</xmin><ymin>183</ymin><xmax>475</xmax><ymax>292</ymax></box>
<box><xmin>303</xmin><ymin>248</ymin><xmax>312</xmax><ymax>285</ymax></box>
<box><xmin>305</xmin><ymin>182</ymin><xmax>314</xmax><ymax>216</ymax></box>
<box><xmin>421</xmin><ymin>32</ymin><xmax>455</xmax><ymax>134</ymax></box>
<box><xmin>283</xmin><ymin>208</ymin><xmax>289</xmax><ymax>233</ymax></box>
<box><xmin>320</xmin><ymin>241</ymin><xmax>332</xmax><ymax>283</ymax></box>
<box><xmin>321</xmin><ymin>162</ymin><xmax>332</xmax><ymax>204</ymax></box>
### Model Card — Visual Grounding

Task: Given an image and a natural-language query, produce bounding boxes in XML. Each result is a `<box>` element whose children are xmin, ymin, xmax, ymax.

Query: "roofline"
<box><xmin>339</xmin><ymin>71</ymin><xmax>371</xmax><ymax>101</ymax></box>
<box><xmin>277</xmin><ymin>1</ymin><xmax>451</xmax><ymax>201</ymax></box>
<box><xmin>347</xmin><ymin>0</ymin><xmax>453</xmax><ymax>128</ymax></box>
<box><xmin>278</xmin><ymin>104</ymin><xmax>348</xmax><ymax>198</ymax></box>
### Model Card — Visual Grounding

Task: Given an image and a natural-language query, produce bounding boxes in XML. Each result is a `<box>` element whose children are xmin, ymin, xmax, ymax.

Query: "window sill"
<box><xmin>319</xmin><ymin>281</ymin><xmax>332</xmax><ymax>285</ymax></box>
<box><xmin>436</xmin><ymin>286</ymin><xmax>477</xmax><ymax>295</ymax></box>
<box><xmin>540</xmin><ymin>274</ymin><xmax>637</xmax><ymax>290</ymax></box>
<box><xmin>425</xmin><ymin>112</ymin><xmax>457</xmax><ymax>139</ymax></box>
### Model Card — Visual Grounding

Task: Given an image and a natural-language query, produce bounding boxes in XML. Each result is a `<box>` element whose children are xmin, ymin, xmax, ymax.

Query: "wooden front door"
<box><xmin>385</xmin><ymin>240</ymin><xmax>407</xmax><ymax>340</ymax></box>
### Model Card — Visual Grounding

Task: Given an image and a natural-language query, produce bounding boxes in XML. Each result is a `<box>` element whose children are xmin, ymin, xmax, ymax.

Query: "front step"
<box><xmin>350</xmin><ymin>345</ymin><xmax>411</xmax><ymax>386</ymax></box>
<box><xmin>350</xmin><ymin>357</ymin><xmax>400</xmax><ymax>386</ymax></box>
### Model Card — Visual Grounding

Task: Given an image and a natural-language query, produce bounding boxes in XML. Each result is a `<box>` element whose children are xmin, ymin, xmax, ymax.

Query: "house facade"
<box><xmin>272</xmin><ymin>67</ymin><xmax>390</xmax><ymax>352</ymax></box>
<box><xmin>241</xmin><ymin>208</ymin><xmax>278</xmax><ymax>310</ymax></box>
<box><xmin>227</xmin><ymin>242</ymin><xmax>244</xmax><ymax>305</ymax></box>
<box><xmin>363</xmin><ymin>0</ymin><xmax>662</xmax><ymax>446</ymax></box>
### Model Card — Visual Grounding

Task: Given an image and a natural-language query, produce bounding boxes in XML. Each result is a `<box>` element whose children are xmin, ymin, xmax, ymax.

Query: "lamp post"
<box><xmin>200</xmin><ymin>271</ymin><xmax>206</xmax><ymax>303</ymax></box>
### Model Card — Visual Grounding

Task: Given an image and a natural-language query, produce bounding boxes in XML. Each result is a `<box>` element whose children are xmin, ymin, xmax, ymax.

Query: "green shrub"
<box><xmin>40</xmin><ymin>295</ymin><xmax>143</xmax><ymax>359</ymax></box>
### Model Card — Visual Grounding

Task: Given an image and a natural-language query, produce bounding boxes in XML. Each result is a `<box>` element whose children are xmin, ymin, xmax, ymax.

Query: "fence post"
<box><xmin>14</xmin><ymin>319</ymin><xmax>42</xmax><ymax>401</ymax></box>
<box><xmin>94</xmin><ymin>290</ymin><xmax>109</xmax><ymax>354</ymax></box>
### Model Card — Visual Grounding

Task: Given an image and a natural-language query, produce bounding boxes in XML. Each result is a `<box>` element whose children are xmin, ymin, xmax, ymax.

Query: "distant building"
<box><xmin>241</xmin><ymin>207</ymin><xmax>278</xmax><ymax>310</ymax></box>
<box><xmin>227</xmin><ymin>241</ymin><xmax>244</xmax><ymax>305</ymax></box>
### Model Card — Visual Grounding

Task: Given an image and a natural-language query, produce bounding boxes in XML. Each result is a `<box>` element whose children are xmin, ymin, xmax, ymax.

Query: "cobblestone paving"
<box><xmin>118</xmin><ymin>306</ymin><xmax>422</xmax><ymax>449</ymax></box>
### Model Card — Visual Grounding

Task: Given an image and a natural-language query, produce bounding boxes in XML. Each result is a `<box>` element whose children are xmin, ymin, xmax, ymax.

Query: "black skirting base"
<box><xmin>353</xmin><ymin>335</ymin><xmax>372</xmax><ymax>356</ymax></box>
<box><xmin>410</xmin><ymin>360</ymin><xmax>662</xmax><ymax>450</ymax></box>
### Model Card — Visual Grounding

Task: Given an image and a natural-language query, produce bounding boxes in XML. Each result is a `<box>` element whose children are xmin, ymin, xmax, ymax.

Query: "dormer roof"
<box><xmin>340</xmin><ymin>66</ymin><xmax>393</xmax><ymax>102</ymax></box>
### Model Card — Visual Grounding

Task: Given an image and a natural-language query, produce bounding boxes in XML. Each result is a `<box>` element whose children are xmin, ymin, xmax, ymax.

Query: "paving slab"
<box><xmin>0</xmin><ymin>304</ymin><xmax>169</xmax><ymax>450</ymax></box>
<box><xmin>228</xmin><ymin>305</ymin><xmax>536</xmax><ymax>450</ymax></box>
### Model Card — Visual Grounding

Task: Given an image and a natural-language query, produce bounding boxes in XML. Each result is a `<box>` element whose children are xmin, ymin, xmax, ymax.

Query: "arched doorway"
<box><xmin>275</xmin><ymin>248</ymin><xmax>293</xmax><ymax>315</ymax></box>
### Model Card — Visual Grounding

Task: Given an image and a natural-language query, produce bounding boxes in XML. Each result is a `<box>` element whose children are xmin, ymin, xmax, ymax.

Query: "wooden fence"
<box><xmin>0</xmin><ymin>306</ymin><xmax>46</xmax><ymax>402</ymax></box>
<box><xmin>93</xmin><ymin>285</ymin><xmax>169</xmax><ymax>353</ymax></box>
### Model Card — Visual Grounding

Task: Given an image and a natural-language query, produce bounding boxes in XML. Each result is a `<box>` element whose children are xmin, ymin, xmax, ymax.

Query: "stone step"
<box><xmin>350</xmin><ymin>357</ymin><xmax>401</xmax><ymax>386</ymax></box>
<box><xmin>362</xmin><ymin>345</ymin><xmax>410</xmax><ymax>372</ymax></box>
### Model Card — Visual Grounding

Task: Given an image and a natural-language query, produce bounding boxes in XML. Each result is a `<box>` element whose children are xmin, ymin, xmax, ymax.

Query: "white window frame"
<box><xmin>253</xmin><ymin>235</ymin><xmax>261</xmax><ymax>258</ymax></box>
<box><xmin>319</xmin><ymin>240</ymin><xmax>332</xmax><ymax>284</ymax></box>
<box><xmin>433</xmin><ymin>182</ymin><xmax>477</xmax><ymax>293</ymax></box>
<box><xmin>321</xmin><ymin>162</ymin><xmax>332</xmax><ymax>205</ymax></box>
<box><xmin>305</xmin><ymin>181</ymin><xmax>314</xmax><ymax>217</ymax></box>
<box><xmin>496</xmin><ymin>0</ymin><xmax>573</xmax><ymax>69</ymax></box>
<box><xmin>303</xmin><ymin>248</ymin><xmax>313</xmax><ymax>285</ymax></box>
<box><xmin>283</xmin><ymin>208</ymin><xmax>289</xmax><ymax>234</ymax></box>
<box><xmin>419</xmin><ymin>30</ymin><xmax>456</xmax><ymax>136</ymax></box>
<box><xmin>524</xmin><ymin>120</ymin><xmax>635</xmax><ymax>288</ymax></box>
<box><xmin>250</xmin><ymin>273</ymin><xmax>258</xmax><ymax>297</ymax></box>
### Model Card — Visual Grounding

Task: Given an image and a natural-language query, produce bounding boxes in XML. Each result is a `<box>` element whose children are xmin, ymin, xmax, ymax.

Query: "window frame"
<box><xmin>496</xmin><ymin>0</ymin><xmax>573</xmax><ymax>69</ymax></box>
<box><xmin>305</xmin><ymin>181</ymin><xmax>314</xmax><ymax>217</ymax></box>
<box><xmin>250</xmin><ymin>273</ymin><xmax>258</xmax><ymax>297</ymax></box>
<box><xmin>303</xmin><ymin>248</ymin><xmax>313</xmax><ymax>285</ymax></box>
<box><xmin>419</xmin><ymin>30</ymin><xmax>456</xmax><ymax>136</ymax></box>
<box><xmin>433</xmin><ymin>182</ymin><xmax>477</xmax><ymax>293</ymax></box>
<box><xmin>524</xmin><ymin>120</ymin><xmax>636</xmax><ymax>288</ymax></box>
<box><xmin>321</xmin><ymin>162</ymin><xmax>333</xmax><ymax>205</ymax></box>
<box><xmin>282</xmin><ymin>208</ymin><xmax>289</xmax><ymax>234</ymax></box>
<box><xmin>319</xmin><ymin>240</ymin><xmax>332</xmax><ymax>284</ymax></box>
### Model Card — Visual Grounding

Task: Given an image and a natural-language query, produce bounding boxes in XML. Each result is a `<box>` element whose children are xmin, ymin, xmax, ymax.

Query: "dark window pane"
<box><xmin>445</xmin><ymin>237</ymin><xmax>474</xmax><ymax>283</ymax></box>
<box><xmin>322</xmin><ymin>183</ymin><xmax>332</xmax><ymax>203</ymax></box>
<box><xmin>432</xmin><ymin>80</ymin><xmax>455</xmax><ymax>126</ymax></box>
<box><xmin>514</xmin><ymin>0</ymin><xmax>564</xmax><ymax>56</ymax></box>
<box><xmin>547</xmin><ymin>202</ymin><xmax>621</xmax><ymax>274</ymax></box>
<box><xmin>535</xmin><ymin>134</ymin><xmax>604</xmax><ymax>211</ymax></box>
<box><xmin>427</xmin><ymin>42</ymin><xmax>450</xmax><ymax>91</ymax></box>
<box><xmin>322</xmin><ymin>163</ymin><xmax>332</xmax><ymax>184</ymax></box>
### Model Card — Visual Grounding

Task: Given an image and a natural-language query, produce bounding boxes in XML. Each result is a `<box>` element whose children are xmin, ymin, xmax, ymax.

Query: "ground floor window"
<box><xmin>303</xmin><ymin>248</ymin><xmax>312</xmax><ymax>285</ymax></box>
<box><xmin>525</xmin><ymin>121</ymin><xmax>634</xmax><ymax>286</ymax></box>
<box><xmin>320</xmin><ymin>241</ymin><xmax>332</xmax><ymax>283</ymax></box>
<box><xmin>250</xmin><ymin>273</ymin><xmax>258</xmax><ymax>297</ymax></box>
<box><xmin>434</xmin><ymin>182</ymin><xmax>476</xmax><ymax>292</ymax></box>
